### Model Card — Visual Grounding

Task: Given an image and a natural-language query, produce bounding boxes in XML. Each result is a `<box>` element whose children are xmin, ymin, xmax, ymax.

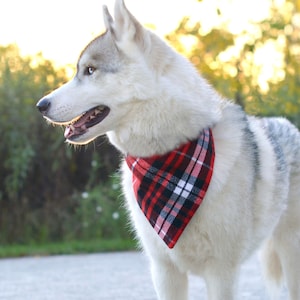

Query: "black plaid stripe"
<box><xmin>126</xmin><ymin>128</ymin><xmax>215</xmax><ymax>248</ymax></box>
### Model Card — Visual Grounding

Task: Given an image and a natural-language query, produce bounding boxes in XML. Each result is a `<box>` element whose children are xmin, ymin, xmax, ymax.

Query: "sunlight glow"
<box><xmin>0</xmin><ymin>0</ymin><xmax>289</xmax><ymax>90</ymax></box>
<box><xmin>1</xmin><ymin>0</ymin><xmax>272</xmax><ymax>65</ymax></box>
<box><xmin>254</xmin><ymin>39</ymin><xmax>286</xmax><ymax>86</ymax></box>
<box><xmin>0</xmin><ymin>0</ymin><xmax>201</xmax><ymax>67</ymax></box>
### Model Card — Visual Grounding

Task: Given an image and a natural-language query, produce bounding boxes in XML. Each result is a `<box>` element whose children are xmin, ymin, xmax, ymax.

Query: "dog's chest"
<box><xmin>124</xmin><ymin>129</ymin><xmax>215</xmax><ymax>249</ymax></box>
<box><xmin>124</xmin><ymin>185</ymin><xmax>214</xmax><ymax>272</ymax></box>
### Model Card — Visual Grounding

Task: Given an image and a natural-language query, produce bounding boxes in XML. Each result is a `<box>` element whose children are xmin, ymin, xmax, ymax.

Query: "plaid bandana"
<box><xmin>125</xmin><ymin>128</ymin><xmax>215</xmax><ymax>248</ymax></box>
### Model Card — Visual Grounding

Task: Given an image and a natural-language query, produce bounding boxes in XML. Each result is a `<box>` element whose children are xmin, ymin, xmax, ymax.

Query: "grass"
<box><xmin>0</xmin><ymin>239</ymin><xmax>137</xmax><ymax>258</ymax></box>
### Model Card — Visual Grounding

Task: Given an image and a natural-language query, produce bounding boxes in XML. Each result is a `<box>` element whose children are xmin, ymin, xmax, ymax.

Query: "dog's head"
<box><xmin>37</xmin><ymin>0</ymin><xmax>164</xmax><ymax>146</ymax></box>
<box><xmin>37</xmin><ymin>0</ymin><xmax>221</xmax><ymax>155</ymax></box>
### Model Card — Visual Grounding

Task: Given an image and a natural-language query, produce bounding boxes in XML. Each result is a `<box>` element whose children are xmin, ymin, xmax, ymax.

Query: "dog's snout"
<box><xmin>36</xmin><ymin>98</ymin><xmax>51</xmax><ymax>115</ymax></box>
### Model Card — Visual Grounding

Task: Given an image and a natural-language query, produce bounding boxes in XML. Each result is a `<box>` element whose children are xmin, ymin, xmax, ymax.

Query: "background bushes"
<box><xmin>0</xmin><ymin>1</ymin><xmax>300</xmax><ymax>246</ymax></box>
<box><xmin>0</xmin><ymin>45</ymin><xmax>125</xmax><ymax>245</ymax></box>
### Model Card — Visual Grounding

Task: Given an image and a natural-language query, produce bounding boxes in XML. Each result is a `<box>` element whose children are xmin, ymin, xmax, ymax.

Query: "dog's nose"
<box><xmin>36</xmin><ymin>97</ymin><xmax>51</xmax><ymax>115</ymax></box>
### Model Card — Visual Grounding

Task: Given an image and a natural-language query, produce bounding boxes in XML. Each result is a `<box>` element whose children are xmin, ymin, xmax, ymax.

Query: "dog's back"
<box><xmin>259</xmin><ymin>117</ymin><xmax>300</xmax><ymax>299</ymax></box>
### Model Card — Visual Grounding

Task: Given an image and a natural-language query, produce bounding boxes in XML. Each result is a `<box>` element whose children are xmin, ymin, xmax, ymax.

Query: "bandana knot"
<box><xmin>125</xmin><ymin>128</ymin><xmax>215</xmax><ymax>248</ymax></box>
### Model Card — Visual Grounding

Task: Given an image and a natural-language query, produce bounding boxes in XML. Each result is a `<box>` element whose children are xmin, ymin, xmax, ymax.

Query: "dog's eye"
<box><xmin>85</xmin><ymin>66</ymin><xmax>96</xmax><ymax>76</ymax></box>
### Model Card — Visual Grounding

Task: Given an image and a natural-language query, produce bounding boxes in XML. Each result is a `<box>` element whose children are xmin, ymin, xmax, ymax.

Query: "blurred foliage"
<box><xmin>71</xmin><ymin>176</ymin><xmax>130</xmax><ymax>241</ymax></box>
<box><xmin>0</xmin><ymin>45</ymin><xmax>123</xmax><ymax>245</ymax></box>
<box><xmin>166</xmin><ymin>0</ymin><xmax>300</xmax><ymax>127</ymax></box>
<box><xmin>1</xmin><ymin>0</ymin><xmax>300</xmax><ymax>247</ymax></box>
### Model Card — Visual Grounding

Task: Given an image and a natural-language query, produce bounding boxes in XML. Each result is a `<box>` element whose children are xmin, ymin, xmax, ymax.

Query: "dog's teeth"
<box><xmin>70</xmin><ymin>125</ymin><xmax>75</xmax><ymax>131</ymax></box>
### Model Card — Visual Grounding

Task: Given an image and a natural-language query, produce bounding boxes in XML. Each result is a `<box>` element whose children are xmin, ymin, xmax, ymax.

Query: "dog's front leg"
<box><xmin>150</xmin><ymin>259</ymin><xmax>188</xmax><ymax>300</ymax></box>
<box><xmin>204</xmin><ymin>264</ymin><xmax>239</xmax><ymax>300</ymax></box>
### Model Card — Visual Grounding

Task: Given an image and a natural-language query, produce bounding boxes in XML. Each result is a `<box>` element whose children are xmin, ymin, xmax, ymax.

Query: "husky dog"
<box><xmin>37</xmin><ymin>1</ymin><xmax>300</xmax><ymax>299</ymax></box>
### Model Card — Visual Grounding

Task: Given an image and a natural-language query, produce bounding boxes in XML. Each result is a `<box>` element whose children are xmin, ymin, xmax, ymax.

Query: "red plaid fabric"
<box><xmin>125</xmin><ymin>128</ymin><xmax>215</xmax><ymax>248</ymax></box>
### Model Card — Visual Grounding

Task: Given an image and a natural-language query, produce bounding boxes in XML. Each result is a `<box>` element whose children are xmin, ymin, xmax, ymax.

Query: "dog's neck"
<box><xmin>104</xmin><ymin>25</ymin><xmax>224</xmax><ymax>157</ymax></box>
<box><xmin>107</xmin><ymin>76</ymin><xmax>222</xmax><ymax>157</ymax></box>
<box><xmin>98</xmin><ymin>2</ymin><xmax>222</xmax><ymax>157</ymax></box>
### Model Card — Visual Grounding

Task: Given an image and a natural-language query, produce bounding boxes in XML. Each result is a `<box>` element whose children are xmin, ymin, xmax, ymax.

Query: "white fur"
<box><xmin>37</xmin><ymin>1</ymin><xmax>300</xmax><ymax>299</ymax></box>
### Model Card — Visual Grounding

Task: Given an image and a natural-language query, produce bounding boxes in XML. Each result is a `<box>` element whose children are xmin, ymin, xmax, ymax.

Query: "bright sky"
<box><xmin>1</xmin><ymin>0</ymin><xmax>273</xmax><ymax>68</ymax></box>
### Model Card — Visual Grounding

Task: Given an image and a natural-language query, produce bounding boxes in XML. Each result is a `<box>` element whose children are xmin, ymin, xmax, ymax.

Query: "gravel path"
<box><xmin>0</xmin><ymin>251</ymin><xmax>288</xmax><ymax>299</ymax></box>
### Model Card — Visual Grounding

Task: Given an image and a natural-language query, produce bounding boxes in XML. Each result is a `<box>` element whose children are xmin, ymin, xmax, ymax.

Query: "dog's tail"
<box><xmin>260</xmin><ymin>239</ymin><xmax>283</xmax><ymax>300</ymax></box>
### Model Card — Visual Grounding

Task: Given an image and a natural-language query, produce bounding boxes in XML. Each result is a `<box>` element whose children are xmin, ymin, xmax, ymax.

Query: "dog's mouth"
<box><xmin>63</xmin><ymin>105</ymin><xmax>110</xmax><ymax>140</ymax></box>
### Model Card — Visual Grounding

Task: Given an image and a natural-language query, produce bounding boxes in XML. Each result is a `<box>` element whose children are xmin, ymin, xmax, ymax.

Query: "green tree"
<box><xmin>166</xmin><ymin>0</ymin><xmax>300</xmax><ymax>125</ymax></box>
<box><xmin>0</xmin><ymin>45</ymin><xmax>65</xmax><ymax>199</ymax></box>
<box><xmin>0</xmin><ymin>45</ymin><xmax>121</xmax><ymax>244</ymax></box>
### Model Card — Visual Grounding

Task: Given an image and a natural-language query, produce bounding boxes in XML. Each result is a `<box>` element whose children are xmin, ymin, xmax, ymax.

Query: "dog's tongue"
<box><xmin>64</xmin><ymin>126</ymin><xmax>72</xmax><ymax>138</ymax></box>
<box><xmin>64</xmin><ymin>110</ymin><xmax>94</xmax><ymax>139</ymax></box>
<box><xmin>64</xmin><ymin>125</ymin><xmax>87</xmax><ymax>139</ymax></box>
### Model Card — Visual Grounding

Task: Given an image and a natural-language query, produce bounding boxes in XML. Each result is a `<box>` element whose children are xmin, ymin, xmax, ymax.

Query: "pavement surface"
<box><xmin>0</xmin><ymin>251</ymin><xmax>288</xmax><ymax>299</ymax></box>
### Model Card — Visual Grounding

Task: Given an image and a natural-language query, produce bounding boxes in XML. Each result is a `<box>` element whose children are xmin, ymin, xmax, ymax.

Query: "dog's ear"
<box><xmin>112</xmin><ymin>0</ymin><xmax>145</xmax><ymax>47</ymax></box>
<box><xmin>102</xmin><ymin>5</ymin><xmax>114</xmax><ymax>32</ymax></box>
